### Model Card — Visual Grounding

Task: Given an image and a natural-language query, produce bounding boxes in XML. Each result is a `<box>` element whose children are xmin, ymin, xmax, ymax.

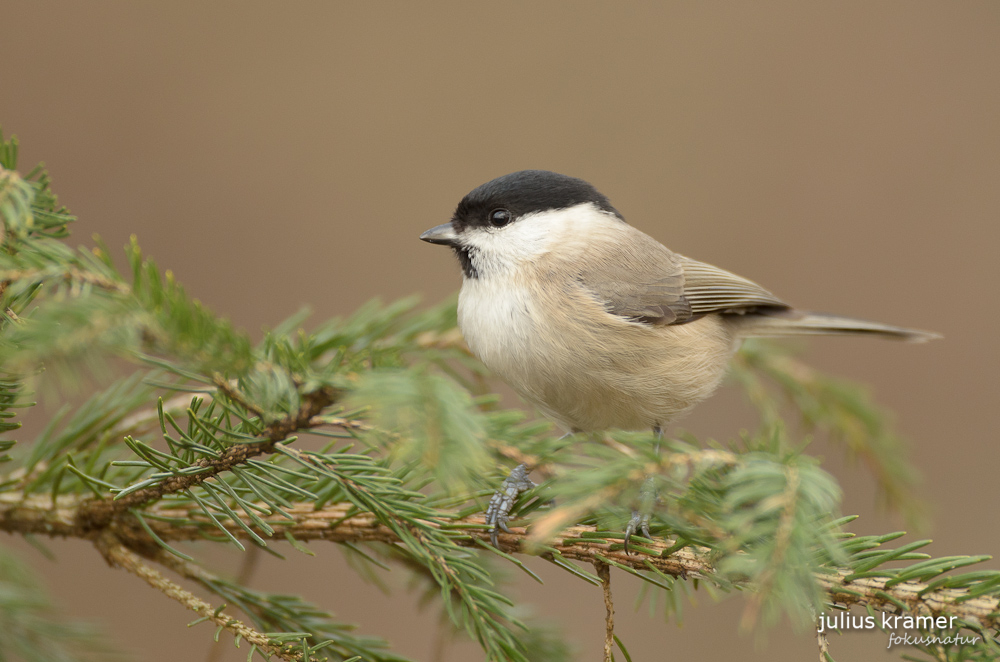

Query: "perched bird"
<box><xmin>420</xmin><ymin>169</ymin><xmax>936</xmax><ymax>545</ymax></box>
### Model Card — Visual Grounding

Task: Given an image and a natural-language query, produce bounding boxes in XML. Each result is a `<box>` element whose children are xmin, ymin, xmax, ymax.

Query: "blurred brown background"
<box><xmin>2</xmin><ymin>2</ymin><xmax>998</xmax><ymax>661</ymax></box>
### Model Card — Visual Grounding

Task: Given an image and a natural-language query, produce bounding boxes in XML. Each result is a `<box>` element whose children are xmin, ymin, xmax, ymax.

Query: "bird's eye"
<box><xmin>488</xmin><ymin>209</ymin><xmax>512</xmax><ymax>228</ymax></box>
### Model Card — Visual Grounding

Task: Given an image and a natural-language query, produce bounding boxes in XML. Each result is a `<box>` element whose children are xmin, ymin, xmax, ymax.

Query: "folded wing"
<box><xmin>572</xmin><ymin>226</ymin><xmax>789</xmax><ymax>324</ymax></box>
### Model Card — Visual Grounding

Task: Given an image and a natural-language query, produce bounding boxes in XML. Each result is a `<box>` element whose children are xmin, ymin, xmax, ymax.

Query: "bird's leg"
<box><xmin>624</xmin><ymin>426</ymin><xmax>662</xmax><ymax>554</ymax></box>
<box><xmin>485</xmin><ymin>463</ymin><xmax>536</xmax><ymax>546</ymax></box>
<box><xmin>486</xmin><ymin>432</ymin><xmax>571</xmax><ymax>546</ymax></box>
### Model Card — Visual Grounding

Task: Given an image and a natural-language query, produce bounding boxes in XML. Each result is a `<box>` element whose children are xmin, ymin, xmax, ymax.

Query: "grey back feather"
<box><xmin>571</xmin><ymin>227</ymin><xmax>691</xmax><ymax>324</ymax></box>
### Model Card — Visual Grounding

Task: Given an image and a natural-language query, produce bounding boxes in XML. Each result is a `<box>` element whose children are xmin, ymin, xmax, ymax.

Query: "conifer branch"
<box><xmin>1</xmin><ymin>131</ymin><xmax>992</xmax><ymax>660</ymax></box>
<box><xmin>2</xmin><ymin>495</ymin><xmax>997</xmax><ymax>634</ymax></box>
<box><xmin>741</xmin><ymin>464</ymin><xmax>801</xmax><ymax>631</ymax></box>
<box><xmin>817</xmin><ymin>627</ymin><xmax>831</xmax><ymax>662</ymax></box>
<box><xmin>95</xmin><ymin>531</ymin><xmax>299</xmax><ymax>661</ymax></box>
<box><xmin>203</xmin><ymin>547</ymin><xmax>261</xmax><ymax>662</ymax></box>
<box><xmin>596</xmin><ymin>562</ymin><xmax>615</xmax><ymax>662</ymax></box>
<box><xmin>77</xmin><ymin>386</ymin><xmax>338</xmax><ymax>528</ymax></box>
<box><xmin>0</xmin><ymin>267</ymin><xmax>129</xmax><ymax>294</ymax></box>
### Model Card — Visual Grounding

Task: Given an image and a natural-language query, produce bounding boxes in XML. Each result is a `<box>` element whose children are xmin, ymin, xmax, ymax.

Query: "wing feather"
<box><xmin>678</xmin><ymin>256</ymin><xmax>789</xmax><ymax>314</ymax></box>
<box><xmin>570</xmin><ymin>225</ymin><xmax>788</xmax><ymax>324</ymax></box>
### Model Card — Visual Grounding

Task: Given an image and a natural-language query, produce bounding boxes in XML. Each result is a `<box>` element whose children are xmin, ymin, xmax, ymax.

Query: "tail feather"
<box><xmin>733</xmin><ymin>310</ymin><xmax>940</xmax><ymax>343</ymax></box>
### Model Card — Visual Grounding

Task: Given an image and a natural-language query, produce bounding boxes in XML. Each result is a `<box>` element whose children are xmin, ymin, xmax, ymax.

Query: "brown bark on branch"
<box><xmin>95</xmin><ymin>530</ymin><xmax>301</xmax><ymax>661</ymax></box>
<box><xmin>76</xmin><ymin>386</ymin><xmax>337</xmax><ymax>530</ymax></box>
<box><xmin>2</xmin><ymin>493</ymin><xmax>996</xmax><ymax>632</ymax></box>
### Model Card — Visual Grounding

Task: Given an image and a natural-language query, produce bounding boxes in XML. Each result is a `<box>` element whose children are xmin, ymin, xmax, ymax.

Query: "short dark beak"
<box><xmin>420</xmin><ymin>223</ymin><xmax>459</xmax><ymax>246</ymax></box>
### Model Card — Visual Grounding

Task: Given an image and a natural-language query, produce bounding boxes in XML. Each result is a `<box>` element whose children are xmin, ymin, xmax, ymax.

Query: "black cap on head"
<box><xmin>452</xmin><ymin>170</ymin><xmax>623</xmax><ymax>231</ymax></box>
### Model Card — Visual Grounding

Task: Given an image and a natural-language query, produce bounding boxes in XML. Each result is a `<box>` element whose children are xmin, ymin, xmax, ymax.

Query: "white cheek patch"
<box><xmin>461</xmin><ymin>203</ymin><xmax>617</xmax><ymax>278</ymax></box>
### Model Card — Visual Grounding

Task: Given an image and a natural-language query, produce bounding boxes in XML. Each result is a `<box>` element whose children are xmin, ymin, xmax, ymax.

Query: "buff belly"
<box><xmin>458</xmin><ymin>277</ymin><xmax>739</xmax><ymax>432</ymax></box>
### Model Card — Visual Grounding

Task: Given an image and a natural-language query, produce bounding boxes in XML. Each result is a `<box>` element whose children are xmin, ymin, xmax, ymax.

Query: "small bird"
<box><xmin>420</xmin><ymin>170</ymin><xmax>937</xmax><ymax>545</ymax></box>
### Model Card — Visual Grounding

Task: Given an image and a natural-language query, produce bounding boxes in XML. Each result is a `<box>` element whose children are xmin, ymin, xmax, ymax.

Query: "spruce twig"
<box><xmin>95</xmin><ymin>531</ymin><xmax>299</xmax><ymax>661</ymax></box>
<box><xmin>1</xmin><ymin>495</ymin><xmax>997</xmax><ymax>633</ymax></box>
<box><xmin>79</xmin><ymin>386</ymin><xmax>337</xmax><ymax>527</ymax></box>
<box><xmin>596</xmin><ymin>562</ymin><xmax>615</xmax><ymax>662</ymax></box>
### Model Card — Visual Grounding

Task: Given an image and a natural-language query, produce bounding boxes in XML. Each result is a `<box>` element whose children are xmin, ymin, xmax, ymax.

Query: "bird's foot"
<box><xmin>486</xmin><ymin>463</ymin><xmax>536</xmax><ymax>546</ymax></box>
<box><xmin>624</xmin><ymin>475</ymin><xmax>657</xmax><ymax>554</ymax></box>
<box><xmin>624</xmin><ymin>512</ymin><xmax>652</xmax><ymax>554</ymax></box>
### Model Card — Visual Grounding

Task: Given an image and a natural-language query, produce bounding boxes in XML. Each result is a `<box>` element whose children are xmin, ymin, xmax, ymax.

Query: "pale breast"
<box><xmin>458</xmin><ymin>275</ymin><xmax>542</xmax><ymax>387</ymax></box>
